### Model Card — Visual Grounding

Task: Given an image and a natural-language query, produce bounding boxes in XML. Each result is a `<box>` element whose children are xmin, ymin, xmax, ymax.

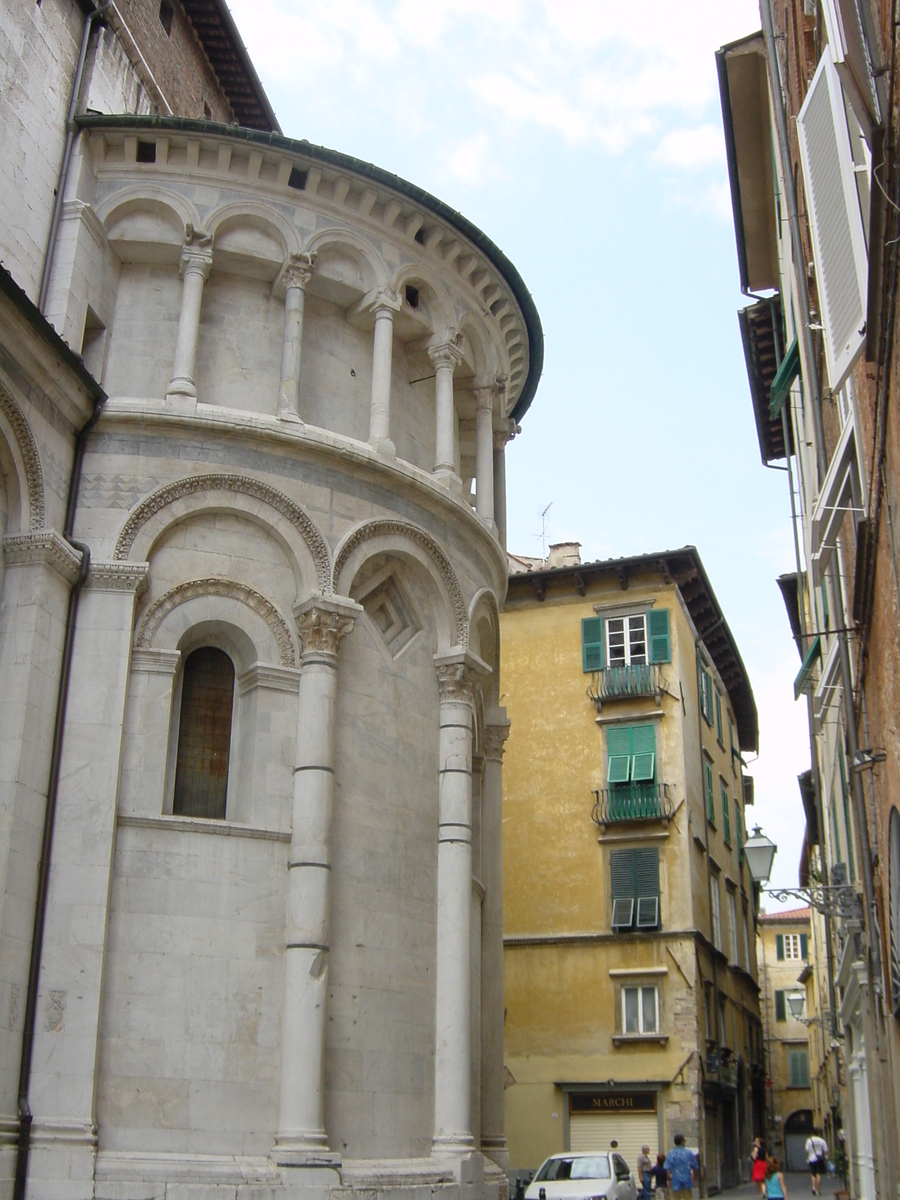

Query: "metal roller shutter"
<box><xmin>569</xmin><ymin>1112</ymin><xmax>661</xmax><ymax>1167</ymax></box>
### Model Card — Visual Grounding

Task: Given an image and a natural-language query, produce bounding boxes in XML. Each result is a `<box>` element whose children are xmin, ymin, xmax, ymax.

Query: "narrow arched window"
<box><xmin>172</xmin><ymin>647</ymin><xmax>234</xmax><ymax>820</ymax></box>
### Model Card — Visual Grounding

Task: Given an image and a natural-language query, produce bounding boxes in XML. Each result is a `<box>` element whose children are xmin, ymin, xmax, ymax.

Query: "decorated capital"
<box><xmin>294</xmin><ymin>595</ymin><xmax>362</xmax><ymax>660</ymax></box>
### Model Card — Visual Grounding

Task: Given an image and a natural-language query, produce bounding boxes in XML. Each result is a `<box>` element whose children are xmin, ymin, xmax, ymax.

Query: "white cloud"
<box><xmin>654</xmin><ymin>124</ymin><xmax>726</xmax><ymax>171</ymax></box>
<box><xmin>441</xmin><ymin>131</ymin><xmax>501</xmax><ymax>187</ymax></box>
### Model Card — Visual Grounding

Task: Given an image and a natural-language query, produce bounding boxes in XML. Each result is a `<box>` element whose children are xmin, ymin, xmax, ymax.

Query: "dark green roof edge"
<box><xmin>0</xmin><ymin>264</ymin><xmax>106</xmax><ymax>402</ymax></box>
<box><xmin>76</xmin><ymin>113</ymin><xmax>544</xmax><ymax>421</ymax></box>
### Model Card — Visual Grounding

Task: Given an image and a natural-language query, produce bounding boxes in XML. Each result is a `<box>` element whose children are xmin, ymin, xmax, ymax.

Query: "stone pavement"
<box><xmin>719</xmin><ymin>1172</ymin><xmax>843</xmax><ymax>1199</ymax></box>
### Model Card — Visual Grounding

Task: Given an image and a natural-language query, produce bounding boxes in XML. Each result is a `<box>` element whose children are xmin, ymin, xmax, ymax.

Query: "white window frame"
<box><xmin>784</xmin><ymin>933</ymin><xmax>802</xmax><ymax>960</ymax></box>
<box><xmin>622</xmin><ymin>985</ymin><xmax>659</xmax><ymax>1035</ymax></box>
<box><xmin>607</xmin><ymin>614</ymin><xmax>647</xmax><ymax>667</ymax></box>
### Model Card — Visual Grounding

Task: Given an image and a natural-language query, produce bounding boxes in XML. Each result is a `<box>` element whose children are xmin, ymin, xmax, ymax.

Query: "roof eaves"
<box><xmin>74</xmin><ymin>114</ymin><xmax>544</xmax><ymax>421</ymax></box>
<box><xmin>0</xmin><ymin>264</ymin><xmax>106</xmax><ymax>402</ymax></box>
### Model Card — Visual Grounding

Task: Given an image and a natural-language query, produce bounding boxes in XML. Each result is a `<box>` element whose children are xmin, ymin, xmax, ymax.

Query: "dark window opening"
<box><xmin>159</xmin><ymin>0</ymin><xmax>174</xmax><ymax>35</ymax></box>
<box><xmin>288</xmin><ymin>167</ymin><xmax>308</xmax><ymax>191</ymax></box>
<box><xmin>414</xmin><ymin>226</ymin><xmax>426</xmax><ymax>245</ymax></box>
<box><xmin>136</xmin><ymin>140</ymin><xmax>156</xmax><ymax>164</ymax></box>
<box><xmin>203</xmin><ymin>101</ymin><xmax>212</xmax><ymax>120</ymax></box>
<box><xmin>405</xmin><ymin>284</ymin><xmax>419</xmax><ymax>308</ymax></box>
<box><xmin>172</xmin><ymin>647</ymin><xmax>234</xmax><ymax>820</ymax></box>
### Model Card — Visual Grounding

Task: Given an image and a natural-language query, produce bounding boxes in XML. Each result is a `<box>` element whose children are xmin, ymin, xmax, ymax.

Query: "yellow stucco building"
<box><xmin>501</xmin><ymin>545</ymin><xmax>765</xmax><ymax>1193</ymax></box>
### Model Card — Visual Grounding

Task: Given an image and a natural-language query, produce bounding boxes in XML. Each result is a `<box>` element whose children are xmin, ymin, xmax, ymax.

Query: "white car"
<box><xmin>524</xmin><ymin>1152</ymin><xmax>638</xmax><ymax>1200</ymax></box>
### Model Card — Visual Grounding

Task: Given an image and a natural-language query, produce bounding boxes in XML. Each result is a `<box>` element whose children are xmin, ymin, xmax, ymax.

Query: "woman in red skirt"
<box><xmin>751</xmin><ymin>1139</ymin><xmax>767</xmax><ymax>1197</ymax></box>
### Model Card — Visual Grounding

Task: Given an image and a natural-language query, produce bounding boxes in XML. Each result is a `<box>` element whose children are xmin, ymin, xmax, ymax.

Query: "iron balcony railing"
<box><xmin>591</xmin><ymin>782</ymin><xmax>673</xmax><ymax>826</ymax></box>
<box><xmin>589</xmin><ymin>663</ymin><xmax>663</xmax><ymax>708</ymax></box>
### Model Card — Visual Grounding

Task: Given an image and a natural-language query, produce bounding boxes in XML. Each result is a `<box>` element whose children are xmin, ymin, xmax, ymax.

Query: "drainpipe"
<box><xmin>13</xmin><ymin>396</ymin><xmax>103</xmax><ymax>1200</ymax></box>
<box><xmin>38</xmin><ymin>0</ymin><xmax>112</xmax><ymax>315</ymax></box>
<box><xmin>696</xmin><ymin>639</ymin><xmax>717</xmax><ymax>1198</ymax></box>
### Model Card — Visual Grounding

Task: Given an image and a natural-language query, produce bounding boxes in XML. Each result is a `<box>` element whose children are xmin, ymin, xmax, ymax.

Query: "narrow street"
<box><xmin>722</xmin><ymin>1174</ymin><xmax>842</xmax><ymax>1200</ymax></box>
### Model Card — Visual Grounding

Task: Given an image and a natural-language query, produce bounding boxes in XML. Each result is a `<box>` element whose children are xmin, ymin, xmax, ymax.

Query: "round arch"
<box><xmin>304</xmin><ymin>227</ymin><xmax>388</xmax><ymax>291</ymax></box>
<box><xmin>0</xmin><ymin>382</ymin><xmax>44</xmax><ymax>531</ymax></box>
<box><xmin>392</xmin><ymin>261</ymin><xmax>455</xmax><ymax>332</ymax></box>
<box><xmin>468</xmin><ymin>587</ymin><xmax>500</xmax><ymax>705</ymax></box>
<box><xmin>134</xmin><ymin>578</ymin><xmax>297</xmax><ymax>669</ymax></box>
<box><xmin>112</xmin><ymin>473</ymin><xmax>331</xmax><ymax>597</ymax></box>
<box><xmin>99</xmin><ymin>190</ymin><xmax>200</xmax><ymax>260</ymax></box>
<box><xmin>332</xmin><ymin>518</ymin><xmax>467</xmax><ymax>651</ymax></box>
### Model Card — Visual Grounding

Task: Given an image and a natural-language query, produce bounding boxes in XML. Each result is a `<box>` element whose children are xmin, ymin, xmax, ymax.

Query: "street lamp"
<box><xmin>743</xmin><ymin>824</ymin><xmax>864</xmax><ymax>920</ymax></box>
<box><xmin>744</xmin><ymin>825</ymin><xmax>777</xmax><ymax>885</ymax></box>
<box><xmin>786</xmin><ymin>992</ymin><xmax>806</xmax><ymax>1019</ymax></box>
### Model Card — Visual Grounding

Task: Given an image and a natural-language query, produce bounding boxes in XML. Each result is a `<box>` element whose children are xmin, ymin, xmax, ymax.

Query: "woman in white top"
<box><xmin>804</xmin><ymin>1132</ymin><xmax>829</xmax><ymax>1197</ymax></box>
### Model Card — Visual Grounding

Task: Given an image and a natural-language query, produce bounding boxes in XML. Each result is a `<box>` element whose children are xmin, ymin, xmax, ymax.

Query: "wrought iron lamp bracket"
<box><xmin>764</xmin><ymin>885</ymin><xmax>864</xmax><ymax>921</ymax></box>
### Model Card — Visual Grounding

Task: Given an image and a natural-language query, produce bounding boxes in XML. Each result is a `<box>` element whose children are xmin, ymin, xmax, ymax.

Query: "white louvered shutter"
<box><xmin>821</xmin><ymin>0</ymin><xmax>880</xmax><ymax>128</ymax></box>
<box><xmin>797</xmin><ymin>50</ymin><xmax>869</xmax><ymax>392</ymax></box>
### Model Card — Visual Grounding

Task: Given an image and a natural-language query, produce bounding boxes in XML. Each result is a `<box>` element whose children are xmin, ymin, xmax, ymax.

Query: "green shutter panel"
<box><xmin>776</xmin><ymin>934</ymin><xmax>785</xmax><ymax>960</ymax></box>
<box><xmin>607</xmin><ymin>725</ymin><xmax>632</xmax><ymax>783</ymax></box>
<box><xmin>635</xmin><ymin>848</ymin><xmax>660</xmax><ymax>928</ymax></box>
<box><xmin>631</xmin><ymin>723</ymin><xmax>656</xmax><ymax>782</ymax></box>
<box><xmin>610</xmin><ymin>849</ymin><xmax>637</xmax><ymax>929</ymax></box>
<box><xmin>647</xmin><ymin>609</ymin><xmax>671</xmax><ymax>663</ymax></box>
<box><xmin>582</xmin><ymin>616</ymin><xmax>605</xmax><ymax>672</ymax></box>
<box><xmin>715</xmin><ymin>691</ymin><xmax>723</xmax><ymax>742</ymax></box>
<box><xmin>722</xmin><ymin>784</ymin><xmax>731</xmax><ymax>842</ymax></box>
<box><xmin>801</xmin><ymin>933</ymin><xmax>809</xmax><ymax>960</ymax></box>
<box><xmin>736</xmin><ymin>802</ymin><xmax>743</xmax><ymax>861</ymax></box>
<box><xmin>705</xmin><ymin>762</ymin><xmax>715</xmax><ymax>819</ymax></box>
<box><xmin>775</xmin><ymin>990</ymin><xmax>786</xmax><ymax>1021</ymax></box>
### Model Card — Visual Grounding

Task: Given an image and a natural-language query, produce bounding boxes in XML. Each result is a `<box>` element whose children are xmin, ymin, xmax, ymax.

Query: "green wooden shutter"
<box><xmin>610</xmin><ymin>849</ymin><xmax>636</xmax><ymax>929</ymax></box>
<box><xmin>635</xmin><ymin>848</ymin><xmax>660</xmax><ymax>929</ymax></box>
<box><xmin>647</xmin><ymin>609</ymin><xmax>671</xmax><ymax>663</ymax></box>
<box><xmin>789</xmin><ymin>1049</ymin><xmax>810</xmax><ymax>1088</ymax></box>
<box><xmin>715</xmin><ymin>691</ymin><xmax>723</xmax><ymax>742</ymax></box>
<box><xmin>722</xmin><ymin>783</ymin><xmax>731</xmax><ymax>844</ymax></box>
<box><xmin>631</xmin><ymin>723</ymin><xmax>656</xmax><ymax>782</ymax></box>
<box><xmin>705</xmin><ymin>761</ymin><xmax>715</xmax><ymax>820</ymax></box>
<box><xmin>776</xmin><ymin>934</ymin><xmax>785</xmax><ymax>960</ymax></box>
<box><xmin>775</xmin><ymin>989</ymin><xmax>786</xmax><ymax>1021</ymax></box>
<box><xmin>736</xmin><ymin>801</ymin><xmax>743</xmax><ymax>862</ymax></box>
<box><xmin>801</xmin><ymin>933</ymin><xmax>809</xmax><ymax>960</ymax></box>
<box><xmin>607</xmin><ymin>725</ymin><xmax>632</xmax><ymax>783</ymax></box>
<box><xmin>582</xmin><ymin>616</ymin><xmax>604</xmax><ymax>672</ymax></box>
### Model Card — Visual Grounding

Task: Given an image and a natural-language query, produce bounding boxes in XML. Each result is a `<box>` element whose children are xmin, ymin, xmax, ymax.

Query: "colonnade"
<box><xmin>163</xmin><ymin>232</ymin><xmax>508</xmax><ymax>530</ymax></box>
<box><xmin>272</xmin><ymin>597</ymin><xmax>508</xmax><ymax>1165</ymax></box>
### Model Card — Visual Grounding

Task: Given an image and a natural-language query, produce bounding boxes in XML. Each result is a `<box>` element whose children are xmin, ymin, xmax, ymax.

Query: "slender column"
<box><xmin>167</xmin><ymin>224</ymin><xmax>213</xmax><ymax>400</ymax></box>
<box><xmin>480</xmin><ymin>708</ymin><xmax>510</xmax><ymax>1168</ymax></box>
<box><xmin>275</xmin><ymin>251</ymin><xmax>316</xmax><ymax>422</ymax></box>
<box><xmin>274</xmin><ymin>595</ymin><xmax>361</xmax><ymax>1166</ymax></box>
<box><xmin>429</xmin><ymin>341</ymin><xmax>464</xmax><ymax>483</ymax></box>
<box><xmin>474</xmin><ymin>387</ymin><xmax>495</xmax><ymax>523</ymax></box>
<box><xmin>432</xmin><ymin>650</ymin><xmax>488</xmax><ymax>1157</ymax></box>
<box><xmin>368</xmin><ymin>289</ymin><xmax>401</xmax><ymax>455</ymax></box>
<box><xmin>492</xmin><ymin>420</ymin><xmax>517</xmax><ymax>551</ymax></box>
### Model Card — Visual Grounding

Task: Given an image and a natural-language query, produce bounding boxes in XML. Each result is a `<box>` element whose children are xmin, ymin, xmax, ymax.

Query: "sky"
<box><xmin>227</xmin><ymin>0</ymin><xmax>809</xmax><ymax>903</ymax></box>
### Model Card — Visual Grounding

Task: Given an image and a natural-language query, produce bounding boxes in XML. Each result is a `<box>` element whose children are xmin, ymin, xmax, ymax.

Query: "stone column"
<box><xmin>26</xmin><ymin>561</ymin><xmax>148</xmax><ymax>1199</ymax></box>
<box><xmin>480</xmin><ymin>707</ymin><xmax>510</xmax><ymax>1168</ymax></box>
<box><xmin>432</xmin><ymin>649</ymin><xmax>487</xmax><ymax>1157</ymax></box>
<box><xmin>474</xmin><ymin>386</ymin><xmax>495</xmax><ymax>524</ymax></box>
<box><xmin>275</xmin><ymin>251</ymin><xmax>316</xmax><ymax>423</ymax></box>
<box><xmin>368</xmin><ymin>289</ymin><xmax>401</xmax><ymax>455</ymax></box>
<box><xmin>492</xmin><ymin>421</ymin><xmax>517</xmax><ymax>551</ymax></box>
<box><xmin>274</xmin><ymin>595</ymin><xmax>361</xmax><ymax>1166</ymax></box>
<box><xmin>167</xmin><ymin>225</ymin><xmax>213</xmax><ymax>400</ymax></box>
<box><xmin>429</xmin><ymin>341</ymin><xmax>464</xmax><ymax>484</ymax></box>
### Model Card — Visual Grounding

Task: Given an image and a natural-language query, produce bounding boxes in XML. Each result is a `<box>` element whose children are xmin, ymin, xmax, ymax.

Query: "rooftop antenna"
<box><xmin>535</xmin><ymin>502</ymin><xmax>552</xmax><ymax>562</ymax></box>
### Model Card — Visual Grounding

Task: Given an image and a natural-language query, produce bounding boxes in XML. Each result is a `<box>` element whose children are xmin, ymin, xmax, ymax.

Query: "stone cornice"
<box><xmin>237</xmin><ymin>663</ymin><xmax>302</xmax><ymax>694</ymax></box>
<box><xmin>88</xmin><ymin>561</ymin><xmax>149</xmax><ymax>592</ymax></box>
<box><xmin>130</xmin><ymin>648</ymin><xmax>181</xmax><ymax>675</ymax></box>
<box><xmin>2</xmin><ymin>531</ymin><xmax>82</xmax><ymax>583</ymax></box>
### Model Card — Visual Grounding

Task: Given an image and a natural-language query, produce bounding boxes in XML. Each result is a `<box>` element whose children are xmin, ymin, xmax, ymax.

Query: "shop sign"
<box><xmin>569</xmin><ymin>1092</ymin><xmax>657</xmax><ymax>1114</ymax></box>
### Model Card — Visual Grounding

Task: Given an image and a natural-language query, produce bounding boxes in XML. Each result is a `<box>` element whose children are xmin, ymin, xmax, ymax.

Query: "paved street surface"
<box><xmin>722</xmin><ymin>1173</ymin><xmax>842</xmax><ymax>1199</ymax></box>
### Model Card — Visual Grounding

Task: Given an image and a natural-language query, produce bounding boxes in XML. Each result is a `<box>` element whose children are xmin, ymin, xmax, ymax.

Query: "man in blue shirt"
<box><xmin>664</xmin><ymin>1134</ymin><xmax>698</xmax><ymax>1200</ymax></box>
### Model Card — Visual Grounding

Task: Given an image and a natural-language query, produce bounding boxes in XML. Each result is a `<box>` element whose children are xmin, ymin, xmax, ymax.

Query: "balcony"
<box><xmin>589</xmin><ymin>663</ymin><xmax>664</xmax><ymax>710</ymax></box>
<box><xmin>591</xmin><ymin>782</ymin><xmax>673</xmax><ymax>827</ymax></box>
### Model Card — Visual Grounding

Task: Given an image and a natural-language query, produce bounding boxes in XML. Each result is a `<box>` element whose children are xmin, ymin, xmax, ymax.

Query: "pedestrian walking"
<box><xmin>751</xmin><ymin>1138</ymin><xmax>767</xmax><ymax>1197</ymax></box>
<box><xmin>664</xmin><ymin>1134</ymin><xmax>698</xmax><ymax>1200</ymax></box>
<box><xmin>805</xmin><ymin>1131</ymin><xmax>829</xmax><ymax>1196</ymax></box>
<box><xmin>765</xmin><ymin>1156</ymin><xmax>788</xmax><ymax>1200</ymax></box>
<box><xmin>637</xmin><ymin>1146</ymin><xmax>652</xmax><ymax>1200</ymax></box>
<box><xmin>650</xmin><ymin>1154</ymin><xmax>668</xmax><ymax>1200</ymax></box>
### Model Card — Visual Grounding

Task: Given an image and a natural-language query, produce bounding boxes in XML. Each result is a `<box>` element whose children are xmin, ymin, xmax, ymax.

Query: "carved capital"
<box><xmin>275</xmin><ymin>251</ymin><xmax>317</xmax><ymax>296</ymax></box>
<box><xmin>434</xmin><ymin>648</ymin><xmax>490</xmax><ymax>707</ymax></box>
<box><xmin>88</xmin><ymin>561</ymin><xmax>149</xmax><ymax>593</ymax></box>
<box><xmin>180</xmin><ymin>225</ymin><xmax>213</xmax><ymax>279</ymax></box>
<box><xmin>493</xmin><ymin>418</ymin><xmax>520</xmax><ymax>451</ymax></box>
<box><xmin>484</xmin><ymin>719</ymin><xmax>511</xmax><ymax>762</ymax></box>
<box><xmin>370</xmin><ymin>287</ymin><xmax>402</xmax><ymax>316</ymax></box>
<box><xmin>294</xmin><ymin>595</ymin><xmax>362</xmax><ymax>659</ymax></box>
<box><xmin>474</xmin><ymin>386</ymin><xmax>495</xmax><ymax>414</ymax></box>
<box><xmin>428</xmin><ymin>340</ymin><xmax>464</xmax><ymax>373</ymax></box>
<box><xmin>2</xmin><ymin>531</ymin><xmax>82</xmax><ymax>584</ymax></box>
